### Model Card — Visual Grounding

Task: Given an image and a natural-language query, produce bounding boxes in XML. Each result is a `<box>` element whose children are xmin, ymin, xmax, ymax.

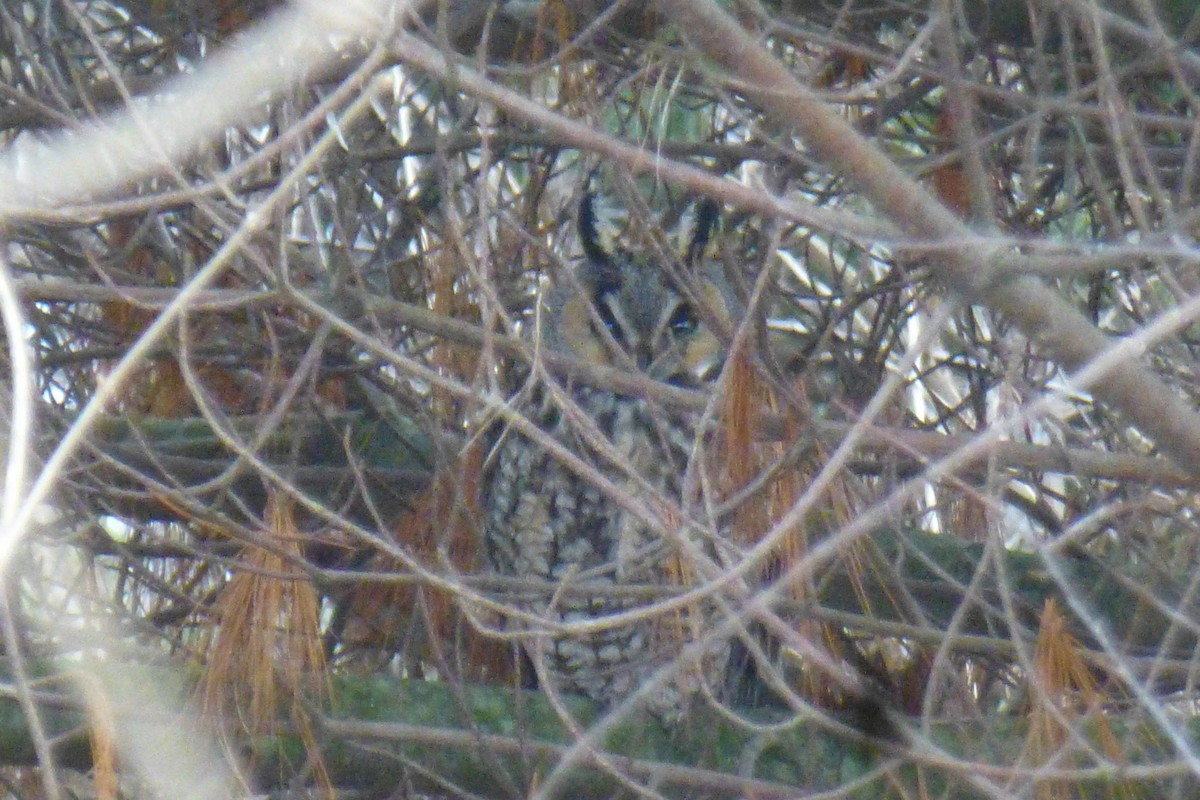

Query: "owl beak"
<box><xmin>683</xmin><ymin>329</ymin><xmax>725</xmax><ymax>384</ymax></box>
<box><xmin>689</xmin><ymin>351</ymin><xmax>724</xmax><ymax>383</ymax></box>
<box><xmin>635</xmin><ymin>343</ymin><xmax>655</xmax><ymax>372</ymax></box>
<box><xmin>648</xmin><ymin>335</ymin><xmax>725</xmax><ymax>386</ymax></box>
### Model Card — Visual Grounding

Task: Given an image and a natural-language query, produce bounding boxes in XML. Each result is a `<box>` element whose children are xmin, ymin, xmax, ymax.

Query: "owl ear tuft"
<box><xmin>577</xmin><ymin>193</ymin><xmax>623</xmax><ymax>294</ymax></box>
<box><xmin>686</xmin><ymin>197</ymin><xmax>719</xmax><ymax>267</ymax></box>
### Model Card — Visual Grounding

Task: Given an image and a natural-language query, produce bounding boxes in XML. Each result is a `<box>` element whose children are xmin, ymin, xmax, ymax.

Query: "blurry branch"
<box><xmin>775</xmin><ymin>0</ymin><xmax>1200</xmax><ymax>50</ymax></box>
<box><xmin>0</xmin><ymin>0</ymin><xmax>397</xmax><ymax>213</ymax></box>
<box><xmin>814</xmin><ymin>529</ymin><xmax>1200</xmax><ymax>678</ymax></box>
<box><xmin>816</xmin><ymin>422</ymin><xmax>1196</xmax><ymax>488</ymax></box>
<box><xmin>432</xmin><ymin>0</ymin><xmax>1199</xmax><ymax>66</ymax></box>
<box><xmin>2</xmin><ymin>134</ymin><xmax>795</xmax><ymax>228</ymax></box>
<box><xmin>5</xmin><ymin>10</ymin><xmax>418</xmax><ymax>565</ymax></box>
<box><xmin>388</xmin><ymin>29</ymin><xmax>896</xmax><ymax>243</ymax></box>
<box><xmin>0</xmin><ymin>73</ymin><xmax>186</xmax><ymax>133</ymax></box>
<box><xmin>25</xmin><ymin>273</ymin><xmax>1188</xmax><ymax>580</ymax></box>
<box><xmin>385</xmin><ymin>15</ymin><xmax>1200</xmax><ymax>479</ymax></box>
<box><xmin>312</xmin><ymin>290</ymin><xmax>1200</xmax><ymax>492</ymax></box>
<box><xmin>1059</xmin><ymin>0</ymin><xmax>1200</xmax><ymax>79</ymax></box>
<box><xmin>82</xmin><ymin>410</ymin><xmax>433</xmax><ymax>528</ymax></box>
<box><xmin>656</xmin><ymin>0</ymin><xmax>1200</xmax><ymax>477</ymax></box>
<box><xmin>58</xmin><ymin>275</ymin><xmax>1194</xmax><ymax>536</ymax></box>
<box><xmin>0</xmin><ymin>0</ymin><xmax>1193</xmax><ymax>216</ymax></box>
<box><xmin>17</xmin><ymin>282</ymin><xmax>280</xmax><ymax>310</ymax></box>
<box><xmin>0</xmin><ymin>666</ymin><xmax>1192</xmax><ymax>799</ymax></box>
<box><xmin>0</xmin><ymin>675</ymin><xmax>873</xmax><ymax>798</ymax></box>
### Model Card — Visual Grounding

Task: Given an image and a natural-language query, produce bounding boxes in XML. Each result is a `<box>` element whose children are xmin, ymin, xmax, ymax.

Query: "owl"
<box><xmin>483</xmin><ymin>192</ymin><xmax>738</xmax><ymax>713</ymax></box>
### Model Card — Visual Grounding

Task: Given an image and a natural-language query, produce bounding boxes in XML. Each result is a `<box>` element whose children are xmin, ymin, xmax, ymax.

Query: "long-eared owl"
<box><xmin>483</xmin><ymin>192</ymin><xmax>738</xmax><ymax>711</ymax></box>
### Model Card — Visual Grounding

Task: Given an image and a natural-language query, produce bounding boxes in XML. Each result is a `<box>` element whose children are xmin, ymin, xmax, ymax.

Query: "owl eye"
<box><xmin>668</xmin><ymin>302</ymin><xmax>699</xmax><ymax>335</ymax></box>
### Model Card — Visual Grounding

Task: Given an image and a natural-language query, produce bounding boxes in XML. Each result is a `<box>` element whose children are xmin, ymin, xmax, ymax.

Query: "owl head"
<box><xmin>547</xmin><ymin>193</ymin><xmax>737</xmax><ymax>387</ymax></box>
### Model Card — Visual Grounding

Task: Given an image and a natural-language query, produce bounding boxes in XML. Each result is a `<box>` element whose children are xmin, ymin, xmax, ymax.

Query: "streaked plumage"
<box><xmin>483</xmin><ymin>193</ymin><xmax>736</xmax><ymax>711</ymax></box>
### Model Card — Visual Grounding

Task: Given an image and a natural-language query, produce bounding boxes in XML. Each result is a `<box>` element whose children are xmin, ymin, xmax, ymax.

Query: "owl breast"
<box><xmin>481</xmin><ymin>192</ymin><xmax>734</xmax><ymax>710</ymax></box>
<box><xmin>485</xmin><ymin>386</ymin><xmax>694</xmax><ymax>701</ymax></box>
